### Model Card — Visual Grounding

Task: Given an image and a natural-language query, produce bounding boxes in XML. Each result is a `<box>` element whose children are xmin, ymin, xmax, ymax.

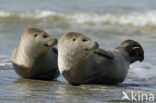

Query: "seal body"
<box><xmin>11</xmin><ymin>28</ymin><xmax>59</xmax><ymax>80</ymax></box>
<box><xmin>58</xmin><ymin>32</ymin><xmax>144</xmax><ymax>85</ymax></box>
<box><xmin>62</xmin><ymin>49</ymin><xmax>129</xmax><ymax>84</ymax></box>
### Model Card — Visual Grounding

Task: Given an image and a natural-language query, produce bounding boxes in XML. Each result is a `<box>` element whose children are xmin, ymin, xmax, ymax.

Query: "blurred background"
<box><xmin>0</xmin><ymin>0</ymin><xmax>156</xmax><ymax>102</ymax></box>
<box><xmin>0</xmin><ymin>0</ymin><xmax>155</xmax><ymax>60</ymax></box>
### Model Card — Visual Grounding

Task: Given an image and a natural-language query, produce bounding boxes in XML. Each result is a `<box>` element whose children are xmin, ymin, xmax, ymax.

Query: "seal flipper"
<box><xmin>94</xmin><ymin>48</ymin><xmax>114</xmax><ymax>59</ymax></box>
<box><xmin>118</xmin><ymin>40</ymin><xmax>144</xmax><ymax>64</ymax></box>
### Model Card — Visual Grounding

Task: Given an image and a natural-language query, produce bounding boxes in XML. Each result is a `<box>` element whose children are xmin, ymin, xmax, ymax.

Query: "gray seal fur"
<box><xmin>58</xmin><ymin>32</ymin><xmax>144</xmax><ymax>85</ymax></box>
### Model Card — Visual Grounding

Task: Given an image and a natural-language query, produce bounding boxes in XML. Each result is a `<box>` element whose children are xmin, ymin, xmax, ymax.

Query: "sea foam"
<box><xmin>1</xmin><ymin>10</ymin><xmax>156</xmax><ymax>27</ymax></box>
<box><xmin>129</xmin><ymin>62</ymin><xmax>156</xmax><ymax>80</ymax></box>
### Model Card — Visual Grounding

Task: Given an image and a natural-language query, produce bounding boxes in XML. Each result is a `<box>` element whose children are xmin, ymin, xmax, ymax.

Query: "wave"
<box><xmin>129</xmin><ymin>62</ymin><xmax>156</xmax><ymax>81</ymax></box>
<box><xmin>1</xmin><ymin>10</ymin><xmax>156</xmax><ymax>27</ymax></box>
<box><xmin>0</xmin><ymin>58</ymin><xmax>12</xmax><ymax>69</ymax></box>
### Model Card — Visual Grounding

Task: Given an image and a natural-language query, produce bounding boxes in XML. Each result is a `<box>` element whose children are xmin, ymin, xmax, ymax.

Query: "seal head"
<box><xmin>21</xmin><ymin>28</ymin><xmax>57</xmax><ymax>55</ymax></box>
<box><xmin>11</xmin><ymin>28</ymin><xmax>59</xmax><ymax>80</ymax></box>
<box><xmin>58</xmin><ymin>32</ymin><xmax>98</xmax><ymax>73</ymax></box>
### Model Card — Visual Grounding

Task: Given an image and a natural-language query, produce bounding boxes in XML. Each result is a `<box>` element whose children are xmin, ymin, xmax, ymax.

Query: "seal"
<box><xmin>11</xmin><ymin>28</ymin><xmax>59</xmax><ymax>80</ymax></box>
<box><xmin>58</xmin><ymin>32</ymin><xmax>144</xmax><ymax>85</ymax></box>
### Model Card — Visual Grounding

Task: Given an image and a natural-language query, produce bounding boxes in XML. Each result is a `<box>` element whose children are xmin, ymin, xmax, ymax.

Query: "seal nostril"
<box><xmin>54</xmin><ymin>39</ymin><xmax>58</xmax><ymax>43</ymax></box>
<box><xmin>95</xmin><ymin>42</ymin><xmax>99</xmax><ymax>48</ymax></box>
<box><xmin>53</xmin><ymin>39</ymin><xmax>58</xmax><ymax>45</ymax></box>
<box><xmin>55</xmin><ymin>39</ymin><xmax>57</xmax><ymax>42</ymax></box>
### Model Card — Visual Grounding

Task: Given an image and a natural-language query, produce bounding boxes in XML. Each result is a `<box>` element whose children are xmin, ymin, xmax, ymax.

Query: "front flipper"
<box><xmin>94</xmin><ymin>48</ymin><xmax>114</xmax><ymax>59</ymax></box>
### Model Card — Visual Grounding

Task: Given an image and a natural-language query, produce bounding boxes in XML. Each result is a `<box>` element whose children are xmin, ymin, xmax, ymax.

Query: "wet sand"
<box><xmin>0</xmin><ymin>66</ymin><xmax>156</xmax><ymax>103</ymax></box>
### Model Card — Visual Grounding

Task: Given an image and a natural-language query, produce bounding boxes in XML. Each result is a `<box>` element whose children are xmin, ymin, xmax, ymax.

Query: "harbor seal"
<box><xmin>58</xmin><ymin>32</ymin><xmax>144</xmax><ymax>85</ymax></box>
<box><xmin>11</xmin><ymin>28</ymin><xmax>59</xmax><ymax>80</ymax></box>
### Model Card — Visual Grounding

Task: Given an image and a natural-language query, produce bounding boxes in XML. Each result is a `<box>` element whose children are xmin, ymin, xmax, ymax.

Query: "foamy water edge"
<box><xmin>1</xmin><ymin>10</ymin><xmax>156</xmax><ymax>27</ymax></box>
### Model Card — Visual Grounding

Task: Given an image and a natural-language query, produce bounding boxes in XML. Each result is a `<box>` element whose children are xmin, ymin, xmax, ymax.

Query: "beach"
<box><xmin>0</xmin><ymin>0</ymin><xmax>156</xmax><ymax>102</ymax></box>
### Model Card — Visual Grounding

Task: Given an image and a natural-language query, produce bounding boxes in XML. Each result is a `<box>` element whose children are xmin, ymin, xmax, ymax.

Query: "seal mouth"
<box><xmin>44</xmin><ymin>39</ymin><xmax>58</xmax><ymax>47</ymax></box>
<box><xmin>44</xmin><ymin>44</ymin><xmax>50</xmax><ymax>47</ymax></box>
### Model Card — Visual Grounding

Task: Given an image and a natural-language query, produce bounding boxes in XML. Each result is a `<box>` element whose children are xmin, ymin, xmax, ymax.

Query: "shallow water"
<box><xmin>0</xmin><ymin>62</ymin><xmax>156</xmax><ymax>103</ymax></box>
<box><xmin>0</xmin><ymin>0</ymin><xmax>156</xmax><ymax>102</ymax></box>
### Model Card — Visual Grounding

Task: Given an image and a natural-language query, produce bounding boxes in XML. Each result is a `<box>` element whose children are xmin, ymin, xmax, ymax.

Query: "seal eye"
<box><xmin>73</xmin><ymin>38</ymin><xmax>76</xmax><ymax>41</ymax></box>
<box><xmin>82</xmin><ymin>38</ymin><xmax>87</xmax><ymax>42</ymax></box>
<box><xmin>34</xmin><ymin>34</ymin><xmax>38</xmax><ymax>37</ymax></box>
<box><xmin>43</xmin><ymin>34</ymin><xmax>48</xmax><ymax>38</ymax></box>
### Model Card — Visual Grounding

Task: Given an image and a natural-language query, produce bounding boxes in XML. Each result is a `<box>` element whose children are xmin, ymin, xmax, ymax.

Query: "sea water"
<box><xmin>0</xmin><ymin>0</ymin><xmax>156</xmax><ymax>102</ymax></box>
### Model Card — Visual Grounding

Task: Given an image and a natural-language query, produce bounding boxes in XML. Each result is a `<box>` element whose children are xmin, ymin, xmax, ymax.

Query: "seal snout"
<box><xmin>92</xmin><ymin>41</ymin><xmax>99</xmax><ymax>50</ymax></box>
<box><xmin>53</xmin><ymin>39</ymin><xmax>58</xmax><ymax>45</ymax></box>
<box><xmin>44</xmin><ymin>38</ymin><xmax>58</xmax><ymax>47</ymax></box>
<box><xmin>84</xmin><ymin>41</ymin><xmax>99</xmax><ymax>51</ymax></box>
<box><xmin>94</xmin><ymin>42</ymin><xmax>99</xmax><ymax>49</ymax></box>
